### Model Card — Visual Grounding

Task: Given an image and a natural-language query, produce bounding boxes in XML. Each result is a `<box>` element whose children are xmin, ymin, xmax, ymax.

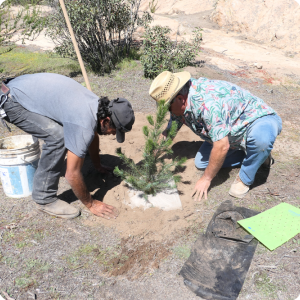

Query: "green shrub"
<box><xmin>43</xmin><ymin>0</ymin><xmax>152</xmax><ymax>74</ymax></box>
<box><xmin>0</xmin><ymin>0</ymin><xmax>44</xmax><ymax>46</ymax></box>
<box><xmin>7</xmin><ymin>0</ymin><xmax>44</xmax><ymax>5</ymax></box>
<box><xmin>149</xmin><ymin>0</ymin><xmax>158</xmax><ymax>13</ymax></box>
<box><xmin>141</xmin><ymin>25</ymin><xmax>202</xmax><ymax>79</ymax></box>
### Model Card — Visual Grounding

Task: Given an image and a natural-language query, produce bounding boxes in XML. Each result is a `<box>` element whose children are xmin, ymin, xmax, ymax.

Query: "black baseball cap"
<box><xmin>109</xmin><ymin>98</ymin><xmax>135</xmax><ymax>143</ymax></box>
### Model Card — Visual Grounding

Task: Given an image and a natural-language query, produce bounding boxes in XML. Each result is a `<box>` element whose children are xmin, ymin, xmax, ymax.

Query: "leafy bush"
<box><xmin>0</xmin><ymin>0</ymin><xmax>44</xmax><ymax>46</ymax></box>
<box><xmin>7</xmin><ymin>0</ymin><xmax>44</xmax><ymax>5</ymax></box>
<box><xmin>149</xmin><ymin>0</ymin><xmax>158</xmax><ymax>13</ymax></box>
<box><xmin>141</xmin><ymin>25</ymin><xmax>202</xmax><ymax>78</ymax></box>
<box><xmin>114</xmin><ymin>100</ymin><xmax>186</xmax><ymax>199</ymax></box>
<box><xmin>43</xmin><ymin>0</ymin><xmax>152</xmax><ymax>74</ymax></box>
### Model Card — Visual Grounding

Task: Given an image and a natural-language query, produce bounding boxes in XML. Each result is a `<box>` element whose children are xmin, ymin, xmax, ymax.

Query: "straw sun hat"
<box><xmin>149</xmin><ymin>71</ymin><xmax>191</xmax><ymax>105</ymax></box>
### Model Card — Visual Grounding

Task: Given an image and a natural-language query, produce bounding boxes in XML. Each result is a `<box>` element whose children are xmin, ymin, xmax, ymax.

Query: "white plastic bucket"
<box><xmin>0</xmin><ymin>135</ymin><xmax>40</xmax><ymax>198</ymax></box>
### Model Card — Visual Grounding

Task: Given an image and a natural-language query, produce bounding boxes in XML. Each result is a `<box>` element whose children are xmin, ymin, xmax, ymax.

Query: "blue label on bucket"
<box><xmin>0</xmin><ymin>160</ymin><xmax>39</xmax><ymax>197</ymax></box>
<box><xmin>4</xmin><ymin>166</ymin><xmax>22</xmax><ymax>195</ymax></box>
<box><xmin>26</xmin><ymin>160</ymin><xmax>39</xmax><ymax>192</ymax></box>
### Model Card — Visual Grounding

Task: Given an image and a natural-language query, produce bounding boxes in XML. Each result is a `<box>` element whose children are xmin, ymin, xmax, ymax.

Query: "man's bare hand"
<box><xmin>191</xmin><ymin>176</ymin><xmax>211</xmax><ymax>201</ymax></box>
<box><xmin>88</xmin><ymin>200</ymin><xmax>119</xmax><ymax>219</ymax></box>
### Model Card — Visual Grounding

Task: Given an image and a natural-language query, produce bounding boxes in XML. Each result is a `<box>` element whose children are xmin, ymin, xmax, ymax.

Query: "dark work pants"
<box><xmin>3</xmin><ymin>96</ymin><xmax>67</xmax><ymax>204</ymax></box>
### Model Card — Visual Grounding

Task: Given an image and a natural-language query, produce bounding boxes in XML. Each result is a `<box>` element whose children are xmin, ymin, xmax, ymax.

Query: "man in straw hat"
<box><xmin>1</xmin><ymin>73</ymin><xmax>135</xmax><ymax>219</ymax></box>
<box><xmin>149</xmin><ymin>71</ymin><xmax>282</xmax><ymax>201</ymax></box>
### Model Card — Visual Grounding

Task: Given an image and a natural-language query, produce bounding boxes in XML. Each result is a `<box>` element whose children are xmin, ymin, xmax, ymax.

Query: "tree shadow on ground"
<box><xmin>58</xmin><ymin>154</ymin><xmax>123</xmax><ymax>204</ymax></box>
<box><xmin>168</xmin><ymin>140</ymin><xmax>203</xmax><ymax>160</ymax></box>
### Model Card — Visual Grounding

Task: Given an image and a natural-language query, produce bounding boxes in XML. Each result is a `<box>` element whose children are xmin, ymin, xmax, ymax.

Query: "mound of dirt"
<box><xmin>106</xmin><ymin>237</ymin><xmax>173</xmax><ymax>279</ymax></box>
<box><xmin>211</xmin><ymin>0</ymin><xmax>300</xmax><ymax>53</ymax></box>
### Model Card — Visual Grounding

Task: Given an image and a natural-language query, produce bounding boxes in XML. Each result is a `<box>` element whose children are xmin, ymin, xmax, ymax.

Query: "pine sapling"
<box><xmin>114</xmin><ymin>100</ymin><xmax>187</xmax><ymax>199</ymax></box>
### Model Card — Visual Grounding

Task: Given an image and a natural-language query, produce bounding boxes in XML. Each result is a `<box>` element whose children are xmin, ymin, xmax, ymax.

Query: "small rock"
<box><xmin>253</xmin><ymin>63</ymin><xmax>263</xmax><ymax>69</ymax></box>
<box><xmin>168</xmin><ymin>215</ymin><xmax>180</xmax><ymax>222</ymax></box>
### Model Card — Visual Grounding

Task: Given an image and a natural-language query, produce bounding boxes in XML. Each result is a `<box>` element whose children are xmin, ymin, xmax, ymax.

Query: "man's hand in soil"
<box><xmin>192</xmin><ymin>175</ymin><xmax>211</xmax><ymax>201</ymax></box>
<box><xmin>66</xmin><ymin>151</ymin><xmax>118</xmax><ymax>219</ymax></box>
<box><xmin>191</xmin><ymin>136</ymin><xmax>230</xmax><ymax>201</ymax></box>
<box><xmin>87</xmin><ymin>199</ymin><xmax>119</xmax><ymax>219</ymax></box>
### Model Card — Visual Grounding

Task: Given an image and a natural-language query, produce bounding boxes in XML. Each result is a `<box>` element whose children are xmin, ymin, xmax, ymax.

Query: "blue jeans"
<box><xmin>194</xmin><ymin>114</ymin><xmax>282</xmax><ymax>186</ymax></box>
<box><xmin>3</xmin><ymin>96</ymin><xmax>67</xmax><ymax>204</ymax></box>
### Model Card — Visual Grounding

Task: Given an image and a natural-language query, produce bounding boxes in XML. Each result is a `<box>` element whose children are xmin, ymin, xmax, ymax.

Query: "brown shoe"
<box><xmin>36</xmin><ymin>199</ymin><xmax>80</xmax><ymax>219</ymax></box>
<box><xmin>229</xmin><ymin>174</ymin><xmax>249</xmax><ymax>198</ymax></box>
<box><xmin>262</xmin><ymin>153</ymin><xmax>274</xmax><ymax>169</ymax></box>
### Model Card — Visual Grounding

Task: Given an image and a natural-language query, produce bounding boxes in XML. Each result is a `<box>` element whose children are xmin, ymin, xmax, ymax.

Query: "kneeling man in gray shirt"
<box><xmin>1</xmin><ymin>73</ymin><xmax>135</xmax><ymax>219</ymax></box>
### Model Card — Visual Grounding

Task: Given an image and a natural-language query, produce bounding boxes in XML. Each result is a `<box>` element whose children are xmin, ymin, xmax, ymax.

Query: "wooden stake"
<box><xmin>59</xmin><ymin>0</ymin><xmax>92</xmax><ymax>91</ymax></box>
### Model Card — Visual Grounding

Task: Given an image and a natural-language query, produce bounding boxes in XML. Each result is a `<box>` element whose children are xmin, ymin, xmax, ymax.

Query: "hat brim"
<box><xmin>165</xmin><ymin>71</ymin><xmax>191</xmax><ymax>105</ymax></box>
<box><xmin>116</xmin><ymin>129</ymin><xmax>125</xmax><ymax>143</ymax></box>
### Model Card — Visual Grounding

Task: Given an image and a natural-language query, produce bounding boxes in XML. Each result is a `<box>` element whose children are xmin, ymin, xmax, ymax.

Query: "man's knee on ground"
<box><xmin>195</xmin><ymin>159</ymin><xmax>208</xmax><ymax>170</ymax></box>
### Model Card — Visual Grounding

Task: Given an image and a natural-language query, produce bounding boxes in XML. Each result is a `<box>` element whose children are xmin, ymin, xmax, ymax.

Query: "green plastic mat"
<box><xmin>238</xmin><ymin>203</ymin><xmax>300</xmax><ymax>250</ymax></box>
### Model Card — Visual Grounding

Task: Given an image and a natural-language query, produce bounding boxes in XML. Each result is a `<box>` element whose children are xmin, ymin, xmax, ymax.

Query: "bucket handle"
<box><xmin>21</xmin><ymin>157</ymin><xmax>36</xmax><ymax>167</ymax></box>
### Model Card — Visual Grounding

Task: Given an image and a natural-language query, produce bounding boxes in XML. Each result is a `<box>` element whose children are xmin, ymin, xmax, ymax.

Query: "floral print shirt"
<box><xmin>169</xmin><ymin>77</ymin><xmax>276</xmax><ymax>151</ymax></box>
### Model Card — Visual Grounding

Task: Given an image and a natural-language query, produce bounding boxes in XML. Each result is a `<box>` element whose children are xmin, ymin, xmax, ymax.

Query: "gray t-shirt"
<box><xmin>7</xmin><ymin>73</ymin><xmax>99</xmax><ymax>158</ymax></box>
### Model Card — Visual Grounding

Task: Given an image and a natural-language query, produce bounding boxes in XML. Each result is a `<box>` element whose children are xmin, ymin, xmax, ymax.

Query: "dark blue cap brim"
<box><xmin>116</xmin><ymin>129</ymin><xmax>125</xmax><ymax>143</ymax></box>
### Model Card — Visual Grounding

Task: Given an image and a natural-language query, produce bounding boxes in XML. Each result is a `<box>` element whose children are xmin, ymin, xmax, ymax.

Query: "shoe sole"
<box><xmin>37</xmin><ymin>207</ymin><xmax>81</xmax><ymax>219</ymax></box>
<box><xmin>228</xmin><ymin>190</ymin><xmax>249</xmax><ymax>199</ymax></box>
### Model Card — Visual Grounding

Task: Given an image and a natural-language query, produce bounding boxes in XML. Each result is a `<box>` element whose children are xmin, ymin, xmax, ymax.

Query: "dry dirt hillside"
<box><xmin>141</xmin><ymin>0</ymin><xmax>300</xmax><ymax>53</ymax></box>
<box><xmin>212</xmin><ymin>0</ymin><xmax>300</xmax><ymax>53</ymax></box>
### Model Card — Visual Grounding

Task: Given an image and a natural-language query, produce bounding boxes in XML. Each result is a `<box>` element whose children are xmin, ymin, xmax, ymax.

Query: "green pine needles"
<box><xmin>113</xmin><ymin>100</ymin><xmax>187</xmax><ymax>199</ymax></box>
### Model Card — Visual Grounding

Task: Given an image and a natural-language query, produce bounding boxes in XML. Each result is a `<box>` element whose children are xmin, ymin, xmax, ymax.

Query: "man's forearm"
<box><xmin>203</xmin><ymin>138</ymin><xmax>230</xmax><ymax>181</ymax></box>
<box><xmin>192</xmin><ymin>136</ymin><xmax>229</xmax><ymax>201</ymax></box>
<box><xmin>67</xmin><ymin>172</ymin><xmax>93</xmax><ymax>207</ymax></box>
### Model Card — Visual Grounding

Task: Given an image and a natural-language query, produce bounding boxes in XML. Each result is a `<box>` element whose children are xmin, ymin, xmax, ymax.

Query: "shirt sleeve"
<box><xmin>201</xmin><ymin>100</ymin><xmax>231</xmax><ymax>142</ymax></box>
<box><xmin>63</xmin><ymin>122</ymin><xmax>95</xmax><ymax>158</ymax></box>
